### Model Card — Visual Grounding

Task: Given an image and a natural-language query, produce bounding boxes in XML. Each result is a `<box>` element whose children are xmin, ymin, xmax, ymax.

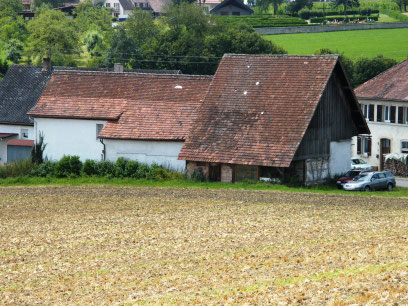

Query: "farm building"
<box><xmin>353</xmin><ymin>58</ymin><xmax>408</xmax><ymax>170</ymax></box>
<box><xmin>0</xmin><ymin>64</ymin><xmax>51</xmax><ymax>164</ymax></box>
<box><xmin>178</xmin><ymin>54</ymin><xmax>369</xmax><ymax>183</ymax></box>
<box><xmin>28</xmin><ymin>70</ymin><xmax>211</xmax><ymax>172</ymax></box>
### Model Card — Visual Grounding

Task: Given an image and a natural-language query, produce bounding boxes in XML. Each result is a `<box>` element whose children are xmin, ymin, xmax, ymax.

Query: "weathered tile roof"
<box><xmin>178</xmin><ymin>54</ymin><xmax>340</xmax><ymax>167</ymax></box>
<box><xmin>29</xmin><ymin>71</ymin><xmax>212</xmax><ymax>140</ymax></box>
<box><xmin>0</xmin><ymin>65</ymin><xmax>51</xmax><ymax>125</ymax></box>
<box><xmin>0</xmin><ymin>64</ymin><xmax>178</xmax><ymax>126</ymax></box>
<box><xmin>147</xmin><ymin>0</ymin><xmax>171</xmax><ymax>13</ymax></box>
<box><xmin>7</xmin><ymin>139</ymin><xmax>34</xmax><ymax>147</ymax></box>
<box><xmin>354</xmin><ymin>59</ymin><xmax>408</xmax><ymax>102</ymax></box>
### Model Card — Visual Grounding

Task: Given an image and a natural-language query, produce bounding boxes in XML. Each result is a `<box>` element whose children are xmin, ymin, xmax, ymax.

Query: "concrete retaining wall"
<box><xmin>256</xmin><ymin>22</ymin><xmax>408</xmax><ymax>35</ymax></box>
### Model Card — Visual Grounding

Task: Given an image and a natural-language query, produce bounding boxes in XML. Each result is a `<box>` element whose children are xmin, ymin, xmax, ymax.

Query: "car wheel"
<box><xmin>364</xmin><ymin>186</ymin><xmax>371</xmax><ymax>192</ymax></box>
<box><xmin>387</xmin><ymin>183</ymin><xmax>393</xmax><ymax>191</ymax></box>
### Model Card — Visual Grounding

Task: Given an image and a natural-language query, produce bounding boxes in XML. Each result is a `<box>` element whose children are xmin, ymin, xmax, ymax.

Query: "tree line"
<box><xmin>0</xmin><ymin>0</ymin><xmax>400</xmax><ymax>86</ymax></box>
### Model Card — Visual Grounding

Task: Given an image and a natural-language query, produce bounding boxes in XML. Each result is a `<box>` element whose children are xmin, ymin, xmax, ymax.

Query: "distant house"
<box><xmin>353</xmin><ymin>59</ymin><xmax>408</xmax><ymax>170</ymax></box>
<box><xmin>210</xmin><ymin>0</ymin><xmax>253</xmax><ymax>16</ymax></box>
<box><xmin>178</xmin><ymin>54</ymin><xmax>369</xmax><ymax>183</ymax></box>
<box><xmin>146</xmin><ymin>0</ymin><xmax>171</xmax><ymax>16</ymax></box>
<box><xmin>0</xmin><ymin>64</ymin><xmax>51</xmax><ymax>164</ymax></box>
<box><xmin>197</xmin><ymin>0</ymin><xmax>221</xmax><ymax>11</ymax></box>
<box><xmin>28</xmin><ymin>69</ymin><xmax>211</xmax><ymax>171</ymax></box>
<box><xmin>104</xmin><ymin>0</ymin><xmax>135</xmax><ymax>20</ymax></box>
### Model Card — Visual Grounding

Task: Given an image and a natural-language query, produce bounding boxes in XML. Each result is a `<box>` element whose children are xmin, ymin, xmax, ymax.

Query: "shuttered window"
<box><xmin>390</xmin><ymin>106</ymin><xmax>396</xmax><ymax>123</ymax></box>
<box><xmin>368</xmin><ymin>104</ymin><xmax>374</xmax><ymax>121</ymax></box>
<box><xmin>377</xmin><ymin>105</ymin><xmax>383</xmax><ymax>122</ymax></box>
<box><xmin>357</xmin><ymin>137</ymin><xmax>362</xmax><ymax>154</ymax></box>
<box><xmin>398</xmin><ymin>106</ymin><xmax>404</xmax><ymax>124</ymax></box>
<box><xmin>365</xmin><ymin>138</ymin><xmax>372</xmax><ymax>156</ymax></box>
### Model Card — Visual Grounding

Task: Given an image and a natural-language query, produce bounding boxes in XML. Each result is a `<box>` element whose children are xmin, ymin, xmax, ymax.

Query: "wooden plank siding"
<box><xmin>294</xmin><ymin>64</ymin><xmax>358</xmax><ymax>160</ymax></box>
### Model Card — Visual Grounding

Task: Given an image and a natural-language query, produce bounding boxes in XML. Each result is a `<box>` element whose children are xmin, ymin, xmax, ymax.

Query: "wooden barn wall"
<box><xmin>294</xmin><ymin>69</ymin><xmax>358</xmax><ymax>160</ymax></box>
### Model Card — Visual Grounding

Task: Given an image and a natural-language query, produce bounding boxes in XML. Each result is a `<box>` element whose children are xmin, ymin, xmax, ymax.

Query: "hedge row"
<box><xmin>27</xmin><ymin>156</ymin><xmax>184</xmax><ymax>180</ymax></box>
<box><xmin>221</xmin><ymin>15</ymin><xmax>308</xmax><ymax>27</ymax></box>
<box><xmin>299</xmin><ymin>9</ymin><xmax>379</xmax><ymax>19</ymax></box>
<box><xmin>381</xmin><ymin>9</ymin><xmax>408</xmax><ymax>22</ymax></box>
<box><xmin>310</xmin><ymin>15</ymin><xmax>379</xmax><ymax>23</ymax></box>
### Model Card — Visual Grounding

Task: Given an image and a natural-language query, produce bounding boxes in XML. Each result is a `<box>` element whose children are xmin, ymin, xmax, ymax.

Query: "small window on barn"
<box><xmin>232</xmin><ymin>12</ymin><xmax>241</xmax><ymax>15</ymax></box>
<box><xmin>96</xmin><ymin>124</ymin><xmax>104</xmax><ymax>139</ymax></box>
<box><xmin>220</xmin><ymin>11</ymin><xmax>229</xmax><ymax>15</ymax></box>
<box><xmin>21</xmin><ymin>129</ymin><xmax>28</xmax><ymax>139</ymax></box>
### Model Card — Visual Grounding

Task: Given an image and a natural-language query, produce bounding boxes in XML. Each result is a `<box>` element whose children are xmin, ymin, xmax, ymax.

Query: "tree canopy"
<box><xmin>106</xmin><ymin>4</ymin><xmax>286</xmax><ymax>74</ymax></box>
<box><xmin>26</xmin><ymin>8</ymin><xmax>79</xmax><ymax>63</ymax></box>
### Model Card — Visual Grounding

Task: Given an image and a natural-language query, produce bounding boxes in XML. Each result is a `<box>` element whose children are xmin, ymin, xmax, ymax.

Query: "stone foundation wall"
<box><xmin>186</xmin><ymin>161</ymin><xmax>209</xmax><ymax>179</ymax></box>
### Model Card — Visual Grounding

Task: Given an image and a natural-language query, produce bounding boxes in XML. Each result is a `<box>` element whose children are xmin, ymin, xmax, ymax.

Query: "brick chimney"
<box><xmin>42</xmin><ymin>57</ymin><xmax>51</xmax><ymax>73</ymax></box>
<box><xmin>114</xmin><ymin>63</ymin><xmax>124</xmax><ymax>73</ymax></box>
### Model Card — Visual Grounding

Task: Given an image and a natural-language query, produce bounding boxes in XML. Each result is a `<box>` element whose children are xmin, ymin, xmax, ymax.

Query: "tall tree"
<box><xmin>353</xmin><ymin>55</ymin><xmax>397</xmax><ymax>87</ymax></box>
<box><xmin>74</xmin><ymin>0</ymin><xmax>113</xmax><ymax>33</ymax></box>
<box><xmin>257</xmin><ymin>0</ymin><xmax>284</xmax><ymax>15</ymax></box>
<box><xmin>287</xmin><ymin>0</ymin><xmax>313</xmax><ymax>16</ymax></box>
<box><xmin>332</xmin><ymin>0</ymin><xmax>360</xmax><ymax>16</ymax></box>
<box><xmin>26</xmin><ymin>8</ymin><xmax>79</xmax><ymax>63</ymax></box>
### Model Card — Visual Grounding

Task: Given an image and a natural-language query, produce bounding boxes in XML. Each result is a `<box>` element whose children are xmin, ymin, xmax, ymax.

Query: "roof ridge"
<box><xmin>223</xmin><ymin>54</ymin><xmax>339</xmax><ymax>58</ymax></box>
<box><xmin>52</xmin><ymin>70</ymin><xmax>213</xmax><ymax>78</ymax></box>
<box><xmin>355</xmin><ymin>58</ymin><xmax>408</xmax><ymax>92</ymax></box>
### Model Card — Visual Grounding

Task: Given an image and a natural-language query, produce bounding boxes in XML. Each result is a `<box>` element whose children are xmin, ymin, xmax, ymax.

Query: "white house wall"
<box><xmin>0</xmin><ymin>124</ymin><xmax>34</xmax><ymax>164</ymax></box>
<box><xmin>104</xmin><ymin>139</ymin><xmax>186</xmax><ymax>171</ymax></box>
<box><xmin>352</xmin><ymin>99</ymin><xmax>408</xmax><ymax>168</ymax></box>
<box><xmin>329</xmin><ymin>140</ymin><xmax>351</xmax><ymax>176</ymax></box>
<box><xmin>34</xmin><ymin>118</ymin><xmax>106</xmax><ymax>161</ymax></box>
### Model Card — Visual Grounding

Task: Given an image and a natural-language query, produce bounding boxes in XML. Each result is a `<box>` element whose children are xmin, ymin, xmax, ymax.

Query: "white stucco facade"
<box><xmin>104</xmin><ymin>139</ymin><xmax>186</xmax><ymax>171</ymax></box>
<box><xmin>0</xmin><ymin>124</ymin><xmax>34</xmax><ymax>164</ymax></box>
<box><xmin>34</xmin><ymin>118</ymin><xmax>106</xmax><ymax>161</ymax></box>
<box><xmin>329</xmin><ymin>140</ymin><xmax>352</xmax><ymax>176</ymax></box>
<box><xmin>104</xmin><ymin>0</ymin><xmax>134</xmax><ymax>20</ymax></box>
<box><xmin>352</xmin><ymin>99</ymin><xmax>408</xmax><ymax>169</ymax></box>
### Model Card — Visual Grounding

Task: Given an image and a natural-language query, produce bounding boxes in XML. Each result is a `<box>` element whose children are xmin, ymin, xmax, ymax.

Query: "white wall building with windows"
<box><xmin>352</xmin><ymin>100</ymin><xmax>408</xmax><ymax>170</ymax></box>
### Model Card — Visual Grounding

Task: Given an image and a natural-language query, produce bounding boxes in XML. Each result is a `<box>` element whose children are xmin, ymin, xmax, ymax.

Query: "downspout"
<box><xmin>100</xmin><ymin>138</ymin><xmax>106</xmax><ymax>161</ymax></box>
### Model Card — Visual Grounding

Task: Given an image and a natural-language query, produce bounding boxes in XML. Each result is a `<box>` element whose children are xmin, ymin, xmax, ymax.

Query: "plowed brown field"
<box><xmin>1</xmin><ymin>186</ymin><xmax>408</xmax><ymax>304</ymax></box>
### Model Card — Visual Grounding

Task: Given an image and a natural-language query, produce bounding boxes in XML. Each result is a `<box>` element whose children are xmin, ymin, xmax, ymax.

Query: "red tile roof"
<box><xmin>355</xmin><ymin>59</ymin><xmax>408</xmax><ymax>101</ymax></box>
<box><xmin>0</xmin><ymin>133</ymin><xmax>18</xmax><ymax>139</ymax></box>
<box><xmin>178</xmin><ymin>54</ymin><xmax>340</xmax><ymax>167</ymax></box>
<box><xmin>29</xmin><ymin>71</ymin><xmax>212</xmax><ymax>140</ymax></box>
<box><xmin>7</xmin><ymin>139</ymin><xmax>34</xmax><ymax>147</ymax></box>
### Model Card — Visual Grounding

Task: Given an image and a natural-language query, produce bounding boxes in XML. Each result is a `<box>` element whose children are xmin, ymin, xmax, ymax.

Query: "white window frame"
<box><xmin>384</xmin><ymin>106</ymin><xmax>391</xmax><ymax>122</ymax></box>
<box><xmin>21</xmin><ymin>128</ymin><xmax>28</xmax><ymax>139</ymax></box>
<box><xmin>96</xmin><ymin>124</ymin><xmax>104</xmax><ymax>140</ymax></box>
<box><xmin>402</xmin><ymin>140</ymin><xmax>408</xmax><ymax>153</ymax></box>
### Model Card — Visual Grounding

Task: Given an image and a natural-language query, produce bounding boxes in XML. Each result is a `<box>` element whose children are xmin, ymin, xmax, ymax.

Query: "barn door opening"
<box><xmin>380</xmin><ymin>138</ymin><xmax>391</xmax><ymax>170</ymax></box>
<box><xmin>209</xmin><ymin>164</ymin><xmax>221</xmax><ymax>181</ymax></box>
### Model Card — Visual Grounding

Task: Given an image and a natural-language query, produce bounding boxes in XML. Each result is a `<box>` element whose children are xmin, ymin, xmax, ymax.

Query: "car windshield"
<box><xmin>347</xmin><ymin>171</ymin><xmax>360</xmax><ymax>177</ymax></box>
<box><xmin>352</xmin><ymin>159</ymin><xmax>367</xmax><ymax>165</ymax></box>
<box><xmin>354</xmin><ymin>174</ymin><xmax>370</xmax><ymax>182</ymax></box>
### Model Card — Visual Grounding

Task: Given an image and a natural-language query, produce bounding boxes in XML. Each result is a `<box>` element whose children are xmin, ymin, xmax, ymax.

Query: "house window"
<box><xmin>376</xmin><ymin>105</ymin><xmax>383</xmax><ymax>122</ymax></box>
<box><xmin>397</xmin><ymin>106</ymin><xmax>404</xmax><ymax>124</ymax></box>
<box><xmin>21</xmin><ymin>129</ymin><xmax>28</xmax><ymax>139</ymax></box>
<box><xmin>357</xmin><ymin>136</ymin><xmax>371</xmax><ymax>156</ymax></box>
<box><xmin>114</xmin><ymin>3</ymin><xmax>120</xmax><ymax>9</ymax></box>
<box><xmin>402</xmin><ymin>141</ymin><xmax>408</xmax><ymax>153</ymax></box>
<box><xmin>106</xmin><ymin>2</ymin><xmax>110</xmax><ymax>7</ymax></box>
<box><xmin>362</xmin><ymin>104</ymin><xmax>374</xmax><ymax>121</ymax></box>
<box><xmin>232</xmin><ymin>12</ymin><xmax>241</xmax><ymax>15</ymax></box>
<box><xmin>96</xmin><ymin>124</ymin><xmax>104</xmax><ymax>139</ymax></box>
<box><xmin>384</xmin><ymin>106</ymin><xmax>390</xmax><ymax>122</ymax></box>
<box><xmin>406</xmin><ymin>107</ymin><xmax>408</xmax><ymax>124</ymax></box>
<box><xmin>220</xmin><ymin>11</ymin><xmax>229</xmax><ymax>15</ymax></box>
